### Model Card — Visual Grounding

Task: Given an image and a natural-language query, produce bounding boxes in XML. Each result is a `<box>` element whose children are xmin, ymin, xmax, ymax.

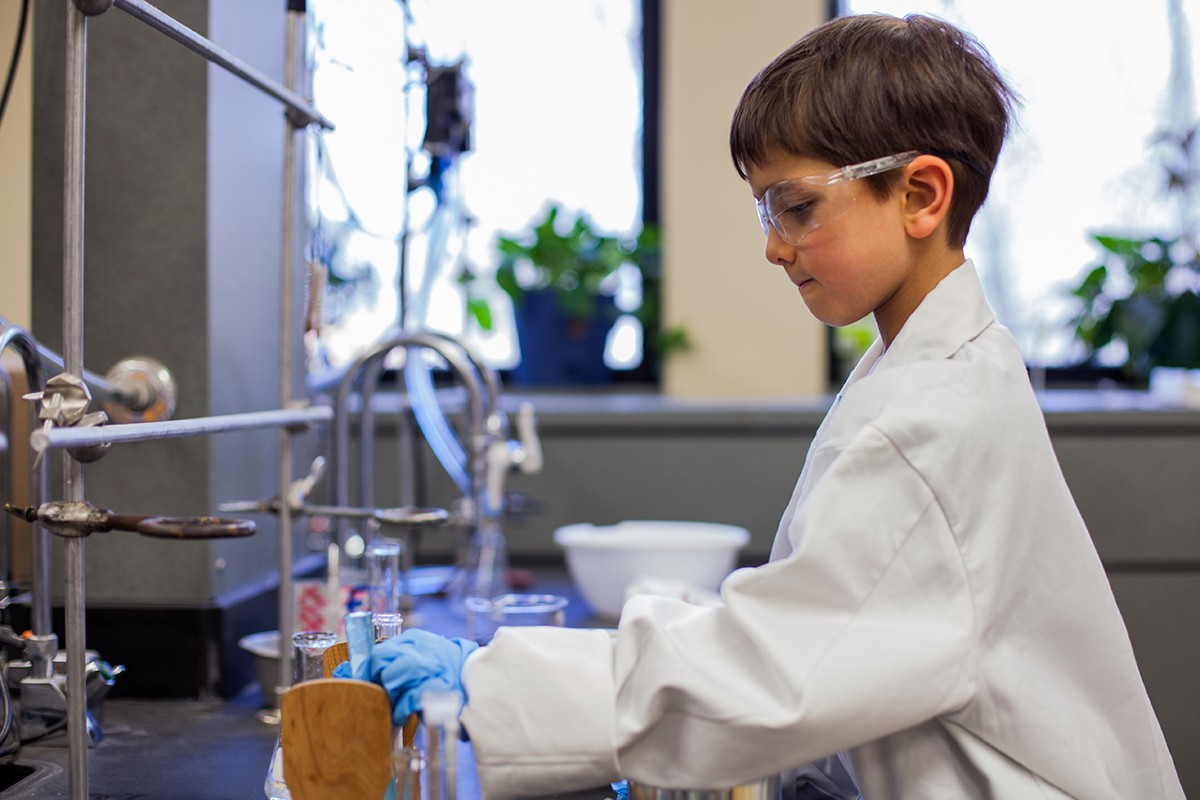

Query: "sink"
<box><xmin>0</xmin><ymin>759</ymin><xmax>58</xmax><ymax>797</ymax></box>
<box><xmin>0</xmin><ymin>763</ymin><xmax>35</xmax><ymax>790</ymax></box>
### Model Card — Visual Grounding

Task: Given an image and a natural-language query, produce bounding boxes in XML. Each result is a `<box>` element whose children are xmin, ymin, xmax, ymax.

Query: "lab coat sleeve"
<box><xmin>463</xmin><ymin>423</ymin><xmax>977</xmax><ymax>797</ymax></box>
<box><xmin>461</xmin><ymin>627</ymin><xmax>622</xmax><ymax>799</ymax></box>
<box><xmin>612</xmin><ymin>423</ymin><xmax>977</xmax><ymax>788</ymax></box>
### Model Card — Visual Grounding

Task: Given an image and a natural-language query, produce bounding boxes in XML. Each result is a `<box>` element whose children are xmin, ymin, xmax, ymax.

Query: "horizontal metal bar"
<box><xmin>111</xmin><ymin>0</ymin><xmax>334</xmax><ymax>130</ymax></box>
<box><xmin>31</xmin><ymin>405</ymin><xmax>333</xmax><ymax>453</ymax></box>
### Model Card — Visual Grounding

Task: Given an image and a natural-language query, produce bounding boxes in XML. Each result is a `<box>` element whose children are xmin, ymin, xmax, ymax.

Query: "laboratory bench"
<box><xmin>0</xmin><ymin>567</ymin><xmax>615</xmax><ymax>800</ymax></box>
<box><xmin>0</xmin><ymin>692</ymin><xmax>612</xmax><ymax>800</ymax></box>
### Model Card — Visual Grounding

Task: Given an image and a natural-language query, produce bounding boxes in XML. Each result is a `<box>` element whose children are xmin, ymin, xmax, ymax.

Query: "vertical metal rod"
<box><xmin>63</xmin><ymin>5</ymin><xmax>90</xmax><ymax>799</ymax></box>
<box><xmin>32</xmin><ymin>457</ymin><xmax>51</xmax><ymax>635</ymax></box>
<box><xmin>277</xmin><ymin>3</ymin><xmax>304</xmax><ymax>696</ymax></box>
<box><xmin>359</xmin><ymin>360</ymin><xmax>383</xmax><ymax>509</ymax></box>
<box><xmin>0</xmin><ymin>373</ymin><xmax>11</xmax><ymax>589</ymax></box>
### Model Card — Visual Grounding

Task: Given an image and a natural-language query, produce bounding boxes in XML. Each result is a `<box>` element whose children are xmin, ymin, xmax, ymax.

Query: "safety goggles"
<box><xmin>755</xmin><ymin>151</ymin><xmax>921</xmax><ymax>246</ymax></box>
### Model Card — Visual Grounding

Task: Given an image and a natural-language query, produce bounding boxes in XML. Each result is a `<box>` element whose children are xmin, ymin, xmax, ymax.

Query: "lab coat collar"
<box><xmin>844</xmin><ymin>260</ymin><xmax>994</xmax><ymax>391</ymax></box>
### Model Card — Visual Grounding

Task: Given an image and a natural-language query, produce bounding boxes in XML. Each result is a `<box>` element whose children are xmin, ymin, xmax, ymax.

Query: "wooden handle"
<box><xmin>281</xmin><ymin>678</ymin><xmax>393</xmax><ymax>800</ymax></box>
<box><xmin>322</xmin><ymin>641</ymin><xmax>349</xmax><ymax>679</ymax></box>
<box><xmin>402</xmin><ymin>711</ymin><xmax>419</xmax><ymax>747</ymax></box>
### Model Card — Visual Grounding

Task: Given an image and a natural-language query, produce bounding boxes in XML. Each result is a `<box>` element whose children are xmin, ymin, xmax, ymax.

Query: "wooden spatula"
<box><xmin>281</xmin><ymin>678</ymin><xmax>393</xmax><ymax>800</ymax></box>
<box><xmin>323</xmin><ymin>641</ymin><xmax>421</xmax><ymax>747</ymax></box>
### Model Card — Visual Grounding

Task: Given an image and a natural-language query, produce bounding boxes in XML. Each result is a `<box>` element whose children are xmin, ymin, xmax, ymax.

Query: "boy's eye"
<box><xmin>780</xmin><ymin>200</ymin><xmax>815</xmax><ymax>224</ymax></box>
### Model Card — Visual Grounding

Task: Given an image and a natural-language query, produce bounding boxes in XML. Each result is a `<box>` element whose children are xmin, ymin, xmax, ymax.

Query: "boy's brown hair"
<box><xmin>730</xmin><ymin>13</ymin><xmax>1018</xmax><ymax>247</ymax></box>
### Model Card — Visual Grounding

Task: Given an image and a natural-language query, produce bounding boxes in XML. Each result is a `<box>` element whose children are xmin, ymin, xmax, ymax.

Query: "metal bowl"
<box><xmin>627</xmin><ymin>774</ymin><xmax>781</xmax><ymax>800</ymax></box>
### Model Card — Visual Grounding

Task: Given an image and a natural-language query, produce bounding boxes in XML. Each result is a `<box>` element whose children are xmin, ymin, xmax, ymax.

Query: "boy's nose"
<box><xmin>764</xmin><ymin>229</ymin><xmax>795</xmax><ymax>267</ymax></box>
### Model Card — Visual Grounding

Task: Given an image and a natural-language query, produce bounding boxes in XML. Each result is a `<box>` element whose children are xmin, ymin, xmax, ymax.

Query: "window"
<box><xmin>840</xmin><ymin>0</ymin><xmax>1200</xmax><ymax>369</ymax></box>
<box><xmin>304</xmin><ymin>0</ymin><xmax>647</xmax><ymax>377</ymax></box>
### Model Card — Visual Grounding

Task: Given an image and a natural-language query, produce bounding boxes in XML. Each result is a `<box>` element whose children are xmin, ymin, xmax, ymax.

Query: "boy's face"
<box><xmin>746</xmin><ymin>148</ymin><xmax>915</xmax><ymax>336</ymax></box>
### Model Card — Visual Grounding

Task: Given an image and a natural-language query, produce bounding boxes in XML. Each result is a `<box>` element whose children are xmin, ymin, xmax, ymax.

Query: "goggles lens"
<box><xmin>755</xmin><ymin>151</ymin><xmax>920</xmax><ymax>246</ymax></box>
<box><xmin>756</xmin><ymin>180</ymin><xmax>857</xmax><ymax>246</ymax></box>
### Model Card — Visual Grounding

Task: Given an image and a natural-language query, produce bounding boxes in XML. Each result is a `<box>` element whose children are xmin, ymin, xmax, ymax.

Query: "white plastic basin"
<box><xmin>553</xmin><ymin>520</ymin><xmax>750</xmax><ymax>619</ymax></box>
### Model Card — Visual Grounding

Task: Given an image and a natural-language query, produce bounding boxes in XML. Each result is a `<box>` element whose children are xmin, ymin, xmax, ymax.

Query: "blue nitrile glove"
<box><xmin>370</xmin><ymin>628</ymin><xmax>479</xmax><ymax>725</ymax></box>
<box><xmin>611</xmin><ymin>779</ymin><xmax>628</xmax><ymax>800</ymax></box>
<box><xmin>332</xmin><ymin>660</ymin><xmax>352</xmax><ymax>678</ymax></box>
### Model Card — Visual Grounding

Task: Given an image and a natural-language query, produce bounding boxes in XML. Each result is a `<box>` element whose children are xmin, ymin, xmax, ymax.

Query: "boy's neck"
<box><xmin>875</xmin><ymin>246</ymin><xmax>967</xmax><ymax>347</ymax></box>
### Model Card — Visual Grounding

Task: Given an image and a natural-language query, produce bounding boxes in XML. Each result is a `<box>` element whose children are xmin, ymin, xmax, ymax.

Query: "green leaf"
<box><xmin>467</xmin><ymin>298</ymin><xmax>494</xmax><ymax>331</ymax></box>
<box><xmin>495</xmin><ymin>263</ymin><xmax>524</xmax><ymax>303</ymax></box>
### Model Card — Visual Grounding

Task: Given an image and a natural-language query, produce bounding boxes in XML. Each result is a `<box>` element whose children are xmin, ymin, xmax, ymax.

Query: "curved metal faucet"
<box><xmin>332</xmin><ymin>331</ymin><xmax>494</xmax><ymax>553</ymax></box>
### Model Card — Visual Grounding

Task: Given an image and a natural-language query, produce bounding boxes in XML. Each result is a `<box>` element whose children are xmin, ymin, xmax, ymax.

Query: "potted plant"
<box><xmin>463</xmin><ymin>203</ymin><xmax>689</xmax><ymax>385</ymax></box>
<box><xmin>1068</xmin><ymin>233</ymin><xmax>1200</xmax><ymax>385</ymax></box>
<box><xmin>1066</xmin><ymin>124</ymin><xmax>1200</xmax><ymax>386</ymax></box>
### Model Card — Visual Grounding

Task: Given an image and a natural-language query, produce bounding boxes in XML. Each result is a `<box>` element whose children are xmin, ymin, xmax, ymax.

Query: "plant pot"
<box><xmin>511</xmin><ymin>291</ymin><xmax>616</xmax><ymax>386</ymax></box>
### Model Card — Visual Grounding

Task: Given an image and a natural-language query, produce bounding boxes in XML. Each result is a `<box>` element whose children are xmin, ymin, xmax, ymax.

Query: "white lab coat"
<box><xmin>460</xmin><ymin>262</ymin><xmax>1185</xmax><ymax>799</ymax></box>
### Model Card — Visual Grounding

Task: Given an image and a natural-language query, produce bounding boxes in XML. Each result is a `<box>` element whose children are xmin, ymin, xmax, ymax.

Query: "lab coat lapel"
<box><xmin>820</xmin><ymin>260</ymin><xmax>996</xmax><ymax>445</ymax></box>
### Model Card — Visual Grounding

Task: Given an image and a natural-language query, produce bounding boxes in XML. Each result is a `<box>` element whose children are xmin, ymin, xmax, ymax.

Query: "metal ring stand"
<box><xmin>50</xmin><ymin>2</ymin><xmax>333</xmax><ymax>798</ymax></box>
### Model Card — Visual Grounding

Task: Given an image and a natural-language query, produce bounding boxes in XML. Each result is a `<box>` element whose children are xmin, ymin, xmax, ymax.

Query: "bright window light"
<box><xmin>305</xmin><ymin>0</ymin><xmax>644</xmax><ymax>374</ymax></box>
<box><xmin>843</xmin><ymin>1</ymin><xmax>1199</xmax><ymax>367</ymax></box>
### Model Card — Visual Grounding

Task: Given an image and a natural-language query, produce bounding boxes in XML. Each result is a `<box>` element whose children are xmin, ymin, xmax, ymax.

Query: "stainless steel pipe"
<box><xmin>275</xmin><ymin>0</ymin><xmax>307</xmax><ymax>699</ymax></box>
<box><xmin>63</xmin><ymin>4</ymin><xmax>90</xmax><ymax>795</ymax></box>
<box><xmin>0</xmin><ymin>324</ymin><xmax>52</xmax><ymax>638</ymax></box>
<box><xmin>110</xmin><ymin>0</ymin><xmax>333</xmax><ymax>130</ymax></box>
<box><xmin>30</xmin><ymin>406</ymin><xmax>334</xmax><ymax>453</ymax></box>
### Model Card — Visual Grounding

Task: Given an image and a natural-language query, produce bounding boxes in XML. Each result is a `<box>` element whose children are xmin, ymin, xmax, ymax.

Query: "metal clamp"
<box><xmin>4</xmin><ymin>502</ymin><xmax>256</xmax><ymax>540</ymax></box>
<box><xmin>25</xmin><ymin>373</ymin><xmax>111</xmax><ymax>465</ymax></box>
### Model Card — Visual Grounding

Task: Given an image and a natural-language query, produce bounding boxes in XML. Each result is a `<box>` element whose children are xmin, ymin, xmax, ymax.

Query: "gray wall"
<box><xmin>32</xmin><ymin>0</ymin><xmax>303</xmax><ymax>605</ymax></box>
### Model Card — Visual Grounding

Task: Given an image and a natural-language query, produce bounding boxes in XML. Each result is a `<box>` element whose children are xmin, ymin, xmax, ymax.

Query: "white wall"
<box><xmin>660</xmin><ymin>0</ymin><xmax>828</xmax><ymax>397</ymax></box>
<box><xmin>0</xmin><ymin>5</ymin><xmax>32</xmax><ymax>329</ymax></box>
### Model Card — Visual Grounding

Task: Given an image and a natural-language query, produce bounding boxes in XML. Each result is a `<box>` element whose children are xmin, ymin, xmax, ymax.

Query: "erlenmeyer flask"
<box><xmin>264</xmin><ymin>630</ymin><xmax>338</xmax><ymax>799</ymax></box>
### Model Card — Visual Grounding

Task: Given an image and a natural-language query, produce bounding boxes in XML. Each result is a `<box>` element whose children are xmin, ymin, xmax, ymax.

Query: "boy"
<box><xmin>364</xmin><ymin>13</ymin><xmax>1185</xmax><ymax>799</ymax></box>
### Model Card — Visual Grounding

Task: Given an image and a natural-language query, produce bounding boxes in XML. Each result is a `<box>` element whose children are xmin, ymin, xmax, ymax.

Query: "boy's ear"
<box><xmin>902</xmin><ymin>155</ymin><xmax>954</xmax><ymax>240</ymax></box>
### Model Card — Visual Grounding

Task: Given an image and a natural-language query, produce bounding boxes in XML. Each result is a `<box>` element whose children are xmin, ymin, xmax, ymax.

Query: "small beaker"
<box><xmin>365</xmin><ymin>538</ymin><xmax>404</xmax><ymax>616</ymax></box>
<box><xmin>464</xmin><ymin>593</ymin><xmax>568</xmax><ymax>645</ymax></box>
<box><xmin>292</xmin><ymin>630</ymin><xmax>338</xmax><ymax>684</ymax></box>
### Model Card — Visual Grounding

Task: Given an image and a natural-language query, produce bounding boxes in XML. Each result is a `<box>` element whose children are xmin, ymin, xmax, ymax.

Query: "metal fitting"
<box><xmin>71</xmin><ymin>0</ymin><xmax>115</xmax><ymax>15</ymax></box>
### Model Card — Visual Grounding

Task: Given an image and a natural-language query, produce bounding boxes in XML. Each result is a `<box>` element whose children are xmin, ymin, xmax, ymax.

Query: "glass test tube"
<box><xmin>365</xmin><ymin>539</ymin><xmax>402</xmax><ymax>613</ymax></box>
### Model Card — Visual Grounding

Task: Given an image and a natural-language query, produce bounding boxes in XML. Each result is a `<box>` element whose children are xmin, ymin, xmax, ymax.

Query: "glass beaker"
<box><xmin>292</xmin><ymin>630</ymin><xmax>338</xmax><ymax>683</ymax></box>
<box><xmin>464</xmin><ymin>593</ymin><xmax>568</xmax><ymax>645</ymax></box>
